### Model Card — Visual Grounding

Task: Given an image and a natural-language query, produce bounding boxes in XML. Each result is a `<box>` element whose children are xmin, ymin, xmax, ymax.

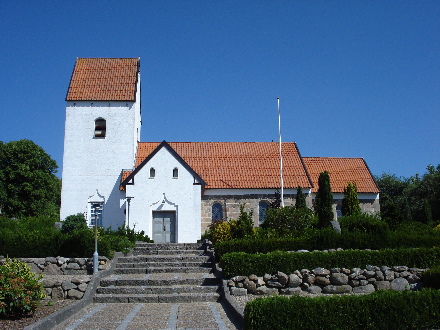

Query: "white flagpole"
<box><xmin>278</xmin><ymin>97</ymin><xmax>285</xmax><ymax>207</ymax></box>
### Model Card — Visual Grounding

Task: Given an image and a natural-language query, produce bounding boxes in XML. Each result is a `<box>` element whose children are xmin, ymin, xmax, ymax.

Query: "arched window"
<box><xmin>90</xmin><ymin>202</ymin><xmax>103</xmax><ymax>227</ymax></box>
<box><xmin>150</xmin><ymin>167</ymin><xmax>155</xmax><ymax>178</ymax></box>
<box><xmin>336</xmin><ymin>203</ymin><xmax>342</xmax><ymax>218</ymax></box>
<box><xmin>94</xmin><ymin>118</ymin><xmax>106</xmax><ymax>138</ymax></box>
<box><xmin>212</xmin><ymin>203</ymin><xmax>223</xmax><ymax>221</ymax></box>
<box><xmin>259</xmin><ymin>201</ymin><xmax>269</xmax><ymax>224</ymax></box>
<box><xmin>173</xmin><ymin>167</ymin><xmax>178</xmax><ymax>178</ymax></box>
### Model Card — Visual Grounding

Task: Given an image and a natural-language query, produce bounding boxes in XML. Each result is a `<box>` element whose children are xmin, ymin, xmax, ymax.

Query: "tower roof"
<box><xmin>66</xmin><ymin>58</ymin><xmax>139</xmax><ymax>101</ymax></box>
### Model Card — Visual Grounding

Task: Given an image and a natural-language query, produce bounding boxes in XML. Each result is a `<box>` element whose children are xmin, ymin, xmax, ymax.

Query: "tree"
<box><xmin>0</xmin><ymin>139</ymin><xmax>60</xmax><ymax>218</ymax></box>
<box><xmin>376</xmin><ymin>165</ymin><xmax>440</xmax><ymax>225</ymax></box>
<box><xmin>341</xmin><ymin>182</ymin><xmax>361</xmax><ymax>216</ymax></box>
<box><xmin>61</xmin><ymin>213</ymin><xmax>88</xmax><ymax>234</ymax></box>
<box><xmin>230</xmin><ymin>204</ymin><xmax>253</xmax><ymax>239</ymax></box>
<box><xmin>295</xmin><ymin>186</ymin><xmax>307</xmax><ymax>209</ymax></box>
<box><xmin>269</xmin><ymin>190</ymin><xmax>282</xmax><ymax>209</ymax></box>
<box><xmin>315</xmin><ymin>171</ymin><xmax>333</xmax><ymax>228</ymax></box>
<box><xmin>375</xmin><ymin>173</ymin><xmax>408</xmax><ymax>225</ymax></box>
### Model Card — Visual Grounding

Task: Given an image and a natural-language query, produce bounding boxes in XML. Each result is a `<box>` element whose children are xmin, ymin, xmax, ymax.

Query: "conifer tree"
<box><xmin>341</xmin><ymin>182</ymin><xmax>361</xmax><ymax>216</ymax></box>
<box><xmin>315</xmin><ymin>171</ymin><xmax>333</xmax><ymax>228</ymax></box>
<box><xmin>295</xmin><ymin>186</ymin><xmax>307</xmax><ymax>209</ymax></box>
<box><xmin>269</xmin><ymin>190</ymin><xmax>281</xmax><ymax>209</ymax></box>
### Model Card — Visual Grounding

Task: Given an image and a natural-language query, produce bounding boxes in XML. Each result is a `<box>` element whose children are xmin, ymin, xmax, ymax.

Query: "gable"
<box><xmin>122</xmin><ymin>141</ymin><xmax>313</xmax><ymax>190</ymax></box>
<box><xmin>66</xmin><ymin>58</ymin><xmax>139</xmax><ymax>101</ymax></box>
<box><xmin>121</xmin><ymin>141</ymin><xmax>205</xmax><ymax>189</ymax></box>
<box><xmin>303</xmin><ymin>157</ymin><xmax>379</xmax><ymax>193</ymax></box>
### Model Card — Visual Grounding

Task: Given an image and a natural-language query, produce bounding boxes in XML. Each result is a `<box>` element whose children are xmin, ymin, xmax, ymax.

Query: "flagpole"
<box><xmin>278</xmin><ymin>97</ymin><xmax>285</xmax><ymax>207</ymax></box>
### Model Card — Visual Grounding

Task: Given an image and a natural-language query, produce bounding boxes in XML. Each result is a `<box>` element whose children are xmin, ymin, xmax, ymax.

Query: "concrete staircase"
<box><xmin>93</xmin><ymin>241</ymin><xmax>221</xmax><ymax>303</ymax></box>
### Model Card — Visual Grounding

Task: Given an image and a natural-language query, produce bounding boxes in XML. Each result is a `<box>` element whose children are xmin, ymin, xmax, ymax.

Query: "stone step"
<box><xmin>118</xmin><ymin>255</ymin><xmax>211</xmax><ymax>263</ymax></box>
<box><xmin>134</xmin><ymin>243</ymin><xmax>202</xmax><ymax>250</ymax></box>
<box><xmin>93</xmin><ymin>292</ymin><xmax>221</xmax><ymax>303</ymax></box>
<box><xmin>100</xmin><ymin>274</ymin><xmax>220</xmax><ymax>287</ymax></box>
<box><xmin>132</xmin><ymin>249</ymin><xmax>204</xmax><ymax>256</ymax></box>
<box><xmin>115</xmin><ymin>261</ymin><xmax>213</xmax><ymax>268</ymax></box>
<box><xmin>114</xmin><ymin>266</ymin><xmax>212</xmax><ymax>274</ymax></box>
<box><xmin>96</xmin><ymin>285</ymin><xmax>219</xmax><ymax>295</ymax></box>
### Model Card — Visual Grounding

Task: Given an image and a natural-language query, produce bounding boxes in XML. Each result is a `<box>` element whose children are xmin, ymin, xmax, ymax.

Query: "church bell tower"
<box><xmin>60</xmin><ymin>58</ymin><xmax>141</xmax><ymax>229</ymax></box>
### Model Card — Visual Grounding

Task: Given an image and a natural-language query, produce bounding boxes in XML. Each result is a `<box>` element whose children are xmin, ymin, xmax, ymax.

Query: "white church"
<box><xmin>60</xmin><ymin>58</ymin><xmax>380</xmax><ymax>243</ymax></box>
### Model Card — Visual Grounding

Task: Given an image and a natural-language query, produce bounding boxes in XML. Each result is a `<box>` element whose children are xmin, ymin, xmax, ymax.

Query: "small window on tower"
<box><xmin>173</xmin><ymin>168</ymin><xmax>178</xmax><ymax>178</ymax></box>
<box><xmin>94</xmin><ymin>118</ymin><xmax>106</xmax><ymax>138</ymax></box>
<box><xmin>150</xmin><ymin>167</ymin><xmax>155</xmax><ymax>178</ymax></box>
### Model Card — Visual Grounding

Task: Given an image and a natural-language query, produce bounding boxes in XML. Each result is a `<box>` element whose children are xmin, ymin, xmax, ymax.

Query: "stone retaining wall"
<box><xmin>42</xmin><ymin>275</ymin><xmax>92</xmax><ymax>300</ymax></box>
<box><xmin>0</xmin><ymin>256</ymin><xmax>111</xmax><ymax>301</ymax></box>
<box><xmin>228</xmin><ymin>265</ymin><xmax>426</xmax><ymax>296</ymax></box>
<box><xmin>0</xmin><ymin>256</ymin><xmax>111</xmax><ymax>275</ymax></box>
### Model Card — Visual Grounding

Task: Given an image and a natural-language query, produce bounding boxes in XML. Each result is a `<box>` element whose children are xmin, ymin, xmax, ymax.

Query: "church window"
<box><xmin>173</xmin><ymin>168</ymin><xmax>178</xmax><ymax>178</ymax></box>
<box><xmin>212</xmin><ymin>203</ymin><xmax>223</xmax><ymax>221</ymax></box>
<box><xmin>90</xmin><ymin>202</ymin><xmax>103</xmax><ymax>227</ymax></box>
<box><xmin>150</xmin><ymin>167</ymin><xmax>155</xmax><ymax>178</ymax></box>
<box><xmin>94</xmin><ymin>118</ymin><xmax>106</xmax><ymax>138</ymax></box>
<box><xmin>259</xmin><ymin>201</ymin><xmax>269</xmax><ymax>224</ymax></box>
<box><xmin>336</xmin><ymin>203</ymin><xmax>342</xmax><ymax>218</ymax></box>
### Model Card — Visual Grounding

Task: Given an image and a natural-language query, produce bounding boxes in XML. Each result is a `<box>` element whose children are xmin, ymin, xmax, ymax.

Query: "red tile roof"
<box><xmin>123</xmin><ymin>142</ymin><xmax>313</xmax><ymax>190</ymax></box>
<box><xmin>66</xmin><ymin>58</ymin><xmax>139</xmax><ymax>101</ymax></box>
<box><xmin>302</xmin><ymin>157</ymin><xmax>379</xmax><ymax>193</ymax></box>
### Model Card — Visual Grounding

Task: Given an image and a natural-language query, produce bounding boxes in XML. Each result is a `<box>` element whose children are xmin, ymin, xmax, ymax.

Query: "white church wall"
<box><xmin>125</xmin><ymin>147</ymin><xmax>202</xmax><ymax>243</ymax></box>
<box><xmin>61</xmin><ymin>99</ymin><xmax>141</xmax><ymax>229</ymax></box>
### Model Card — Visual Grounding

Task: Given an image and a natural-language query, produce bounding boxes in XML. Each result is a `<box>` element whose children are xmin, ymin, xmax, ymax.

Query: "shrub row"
<box><xmin>214</xmin><ymin>228</ymin><xmax>440</xmax><ymax>260</ymax></box>
<box><xmin>0</xmin><ymin>216</ymin><xmax>152</xmax><ymax>258</ymax></box>
<box><xmin>220</xmin><ymin>248</ymin><xmax>440</xmax><ymax>278</ymax></box>
<box><xmin>244</xmin><ymin>290</ymin><xmax>440</xmax><ymax>329</ymax></box>
<box><xmin>422</xmin><ymin>265</ymin><xmax>440</xmax><ymax>289</ymax></box>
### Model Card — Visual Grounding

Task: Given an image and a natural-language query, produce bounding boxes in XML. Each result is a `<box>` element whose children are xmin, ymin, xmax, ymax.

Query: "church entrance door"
<box><xmin>152</xmin><ymin>211</ymin><xmax>176</xmax><ymax>243</ymax></box>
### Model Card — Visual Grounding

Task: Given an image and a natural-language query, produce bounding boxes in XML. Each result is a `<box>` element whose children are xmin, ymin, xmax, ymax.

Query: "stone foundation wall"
<box><xmin>228</xmin><ymin>265</ymin><xmax>425</xmax><ymax>296</ymax></box>
<box><xmin>201</xmin><ymin>194</ymin><xmax>310</xmax><ymax>233</ymax></box>
<box><xmin>201</xmin><ymin>194</ymin><xmax>380</xmax><ymax>234</ymax></box>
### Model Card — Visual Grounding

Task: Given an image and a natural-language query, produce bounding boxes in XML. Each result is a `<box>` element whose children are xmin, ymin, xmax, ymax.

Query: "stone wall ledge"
<box><xmin>0</xmin><ymin>256</ymin><xmax>111</xmax><ymax>301</ymax></box>
<box><xmin>0</xmin><ymin>256</ymin><xmax>110</xmax><ymax>275</ymax></box>
<box><xmin>228</xmin><ymin>265</ymin><xmax>427</xmax><ymax>296</ymax></box>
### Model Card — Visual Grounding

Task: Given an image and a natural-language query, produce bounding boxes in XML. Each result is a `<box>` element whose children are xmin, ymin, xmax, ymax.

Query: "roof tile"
<box><xmin>129</xmin><ymin>142</ymin><xmax>313</xmax><ymax>189</ymax></box>
<box><xmin>302</xmin><ymin>157</ymin><xmax>379</xmax><ymax>193</ymax></box>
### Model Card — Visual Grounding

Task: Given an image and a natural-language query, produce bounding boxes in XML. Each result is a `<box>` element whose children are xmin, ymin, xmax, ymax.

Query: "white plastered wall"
<box><xmin>60</xmin><ymin>76</ymin><xmax>141</xmax><ymax>228</ymax></box>
<box><xmin>125</xmin><ymin>147</ymin><xmax>202</xmax><ymax>243</ymax></box>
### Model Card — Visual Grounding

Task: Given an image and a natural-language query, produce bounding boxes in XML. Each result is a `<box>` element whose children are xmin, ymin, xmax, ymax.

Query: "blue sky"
<box><xmin>0</xmin><ymin>1</ymin><xmax>439</xmax><ymax>179</ymax></box>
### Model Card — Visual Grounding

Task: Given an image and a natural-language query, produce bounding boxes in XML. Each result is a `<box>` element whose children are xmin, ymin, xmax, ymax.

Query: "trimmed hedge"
<box><xmin>215</xmin><ymin>228</ymin><xmax>440</xmax><ymax>260</ymax></box>
<box><xmin>244</xmin><ymin>290</ymin><xmax>440</xmax><ymax>329</ymax></box>
<box><xmin>220</xmin><ymin>248</ymin><xmax>440</xmax><ymax>278</ymax></box>
<box><xmin>422</xmin><ymin>265</ymin><xmax>440</xmax><ymax>289</ymax></box>
<box><xmin>0</xmin><ymin>216</ymin><xmax>152</xmax><ymax>258</ymax></box>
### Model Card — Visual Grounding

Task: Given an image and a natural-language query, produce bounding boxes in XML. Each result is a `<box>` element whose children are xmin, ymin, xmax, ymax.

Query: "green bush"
<box><xmin>244</xmin><ymin>290</ymin><xmax>440</xmax><ymax>329</ymax></box>
<box><xmin>214</xmin><ymin>226</ymin><xmax>440</xmax><ymax>260</ymax></box>
<box><xmin>339</xmin><ymin>213</ymin><xmax>389</xmax><ymax>236</ymax></box>
<box><xmin>207</xmin><ymin>220</ymin><xmax>233</xmax><ymax>244</ymax></box>
<box><xmin>0</xmin><ymin>216</ymin><xmax>152</xmax><ymax>258</ymax></box>
<box><xmin>230</xmin><ymin>205</ymin><xmax>253</xmax><ymax>240</ymax></box>
<box><xmin>261</xmin><ymin>206</ymin><xmax>315</xmax><ymax>236</ymax></box>
<box><xmin>422</xmin><ymin>265</ymin><xmax>440</xmax><ymax>289</ymax></box>
<box><xmin>0</xmin><ymin>258</ymin><xmax>45</xmax><ymax>317</ymax></box>
<box><xmin>61</xmin><ymin>213</ymin><xmax>88</xmax><ymax>234</ymax></box>
<box><xmin>220</xmin><ymin>248</ymin><xmax>440</xmax><ymax>278</ymax></box>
